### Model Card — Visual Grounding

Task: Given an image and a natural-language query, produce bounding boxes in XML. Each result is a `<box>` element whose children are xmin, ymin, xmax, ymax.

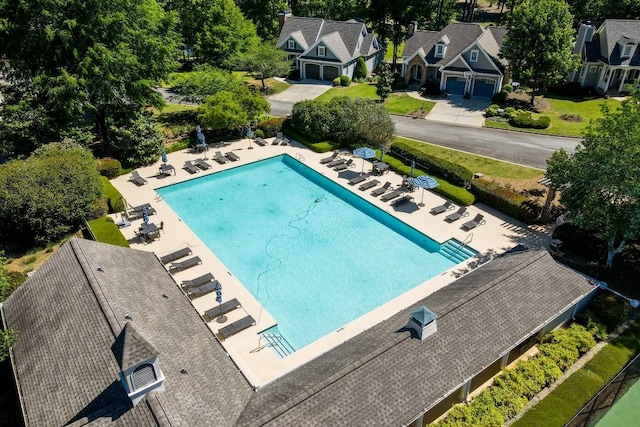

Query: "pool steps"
<box><xmin>439</xmin><ymin>240</ymin><xmax>476</xmax><ymax>264</ymax></box>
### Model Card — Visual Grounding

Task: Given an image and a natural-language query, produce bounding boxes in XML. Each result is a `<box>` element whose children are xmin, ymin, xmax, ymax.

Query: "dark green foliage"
<box><xmin>96</xmin><ymin>158</ymin><xmax>122</xmax><ymax>179</ymax></box>
<box><xmin>376</xmin><ymin>62</ymin><xmax>393</xmax><ymax>101</ymax></box>
<box><xmin>391</xmin><ymin>140</ymin><xmax>473</xmax><ymax>186</ymax></box>
<box><xmin>333</xmin><ymin>77</ymin><xmax>341</xmax><ymax>87</ymax></box>
<box><xmin>257</xmin><ymin>117</ymin><xmax>286</xmax><ymax>138</ymax></box>
<box><xmin>575</xmin><ymin>309</ymin><xmax>609</xmax><ymax>340</ymax></box>
<box><xmin>340</xmin><ymin>75</ymin><xmax>351</xmax><ymax>87</ymax></box>
<box><xmin>586</xmin><ymin>293</ymin><xmax>633</xmax><ymax>330</ymax></box>
<box><xmin>353</xmin><ymin>57</ymin><xmax>367</xmax><ymax>80</ymax></box>
<box><xmin>492</xmin><ymin>90</ymin><xmax>508</xmax><ymax>104</ymax></box>
<box><xmin>470</xmin><ymin>179</ymin><xmax>539</xmax><ymax>223</ymax></box>
<box><xmin>509</xmin><ymin>112</ymin><xmax>551</xmax><ymax>129</ymax></box>
<box><xmin>0</xmin><ymin>142</ymin><xmax>103</xmax><ymax>245</ymax></box>
<box><xmin>107</xmin><ymin>112</ymin><xmax>164</xmax><ymax>166</ymax></box>
<box><xmin>0</xmin><ymin>330</ymin><xmax>18</xmax><ymax>363</ymax></box>
<box><xmin>169</xmin><ymin>65</ymin><xmax>243</xmax><ymax>104</ymax></box>
<box><xmin>235</xmin><ymin>0</ymin><xmax>288</xmax><ymax>40</ymax></box>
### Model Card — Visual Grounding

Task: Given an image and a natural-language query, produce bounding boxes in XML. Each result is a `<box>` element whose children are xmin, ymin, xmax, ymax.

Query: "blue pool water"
<box><xmin>157</xmin><ymin>155</ymin><xmax>473</xmax><ymax>352</ymax></box>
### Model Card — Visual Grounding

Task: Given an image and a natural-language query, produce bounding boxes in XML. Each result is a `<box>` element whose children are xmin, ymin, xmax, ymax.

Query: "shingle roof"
<box><xmin>598</xmin><ymin>19</ymin><xmax>640</xmax><ymax>65</ymax></box>
<box><xmin>3</xmin><ymin>238</ymin><xmax>252</xmax><ymax>427</ymax></box>
<box><xmin>113</xmin><ymin>322</ymin><xmax>158</xmax><ymax>371</ymax></box>
<box><xmin>236</xmin><ymin>249</ymin><xmax>596</xmax><ymax>426</ymax></box>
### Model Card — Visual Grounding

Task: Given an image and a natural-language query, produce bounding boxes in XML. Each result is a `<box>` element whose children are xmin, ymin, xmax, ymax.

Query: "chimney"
<box><xmin>574</xmin><ymin>21</ymin><xmax>596</xmax><ymax>55</ymax></box>
<box><xmin>278</xmin><ymin>10</ymin><xmax>292</xmax><ymax>36</ymax></box>
<box><xmin>408</xmin><ymin>21</ymin><xmax>418</xmax><ymax>37</ymax></box>
<box><xmin>407</xmin><ymin>306</ymin><xmax>437</xmax><ymax>341</ymax></box>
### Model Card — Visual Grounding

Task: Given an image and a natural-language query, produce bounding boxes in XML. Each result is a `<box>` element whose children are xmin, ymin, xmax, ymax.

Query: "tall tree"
<box><xmin>198</xmin><ymin>86</ymin><xmax>270</xmax><ymax>136</ymax></box>
<box><xmin>0</xmin><ymin>0</ymin><xmax>179</xmax><ymax>155</ymax></box>
<box><xmin>500</xmin><ymin>0</ymin><xmax>580</xmax><ymax>105</ymax></box>
<box><xmin>230</xmin><ymin>44</ymin><xmax>291</xmax><ymax>91</ymax></box>
<box><xmin>169</xmin><ymin>65</ymin><xmax>243</xmax><ymax>103</ymax></box>
<box><xmin>235</xmin><ymin>0</ymin><xmax>288</xmax><ymax>41</ymax></box>
<box><xmin>545</xmin><ymin>86</ymin><xmax>640</xmax><ymax>268</ymax></box>
<box><xmin>376</xmin><ymin>62</ymin><xmax>393</xmax><ymax>101</ymax></box>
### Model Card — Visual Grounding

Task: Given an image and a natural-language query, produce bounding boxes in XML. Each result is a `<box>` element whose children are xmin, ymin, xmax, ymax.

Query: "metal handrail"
<box><xmin>458</xmin><ymin>232</ymin><xmax>473</xmax><ymax>252</ymax></box>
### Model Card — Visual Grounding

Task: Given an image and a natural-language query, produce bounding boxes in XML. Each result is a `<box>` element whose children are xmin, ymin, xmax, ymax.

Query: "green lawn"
<box><xmin>385</xmin><ymin>40</ymin><xmax>404</xmax><ymax>62</ymax></box>
<box><xmin>485</xmin><ymin>96</ymin><xmax>621</xmax><ymax>137</ymax></box>
<box><xmin>232</xmin><ymin>71</ymin><xmax>290</xmax><ymax>94</ymax></box>
<box><xmin>316</xmin><ymin>83</ymin><xmax>435</xmax><ymax>116</ymax></box>
<box><xmin>100</xmin><ymin>176</ymin><xmax>124</xmax><ymax>212</ymax></box>
<box><xmin>512</xmin><ymin>321</ymin><xmax>640</xmax><ymax>427</ymax></box>
<box><xmin>393</xmin><ymin>136</ymin><xmax>544</xmax><ymax>179</ymax></box>
<box><xmin>154</xmin><ymin>103</ymin><xmax>197</xmax><ymax>115</ymax></box>
<box><xmin>87</xmin><ymin>217</ymin><xmax>130</xmax><ymax>247</ymax></box>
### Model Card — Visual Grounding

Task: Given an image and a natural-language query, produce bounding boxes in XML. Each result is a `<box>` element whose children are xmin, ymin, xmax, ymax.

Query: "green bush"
<box><xmin>492</xmin><ymin>90</ymin><xmax>508</xmax><ymax>104</ymax></box>
<box><xmin>485</xmin><ymin>384</ymin><xmax>529</xmax><ymax>419</ymax></box>
<box><xmin>394</xmin><ymin>78</ymin><xmax>406</xmax><ymax>90</ymax></box>
<box><xmin>354</xmin><ymin>57</ymin><xmax>367</xmax><ymax>80</ymax></box>
<box><xmin>391</xmin><ymin>140</ymin><xmax>473</xmax><ymax>186</ymax></box>
<box><xmin>543</xmin><ymin>323</ymin><xmax>596</xmax><ymax>356</ymax></box>
<box><xmin>575</xmin><ymin>309</ymin><xmax>608</xmax><ymax>340</ymax></box>
<box><xmin>254</xmin><ymin>129</ymin><xmax>265</xmax><ymax>138</ymax></box>
<box><xmin>502</xmin><ymin>84</ymin><xmax>513</xmax><ymax>93</ymax></box>
<box><xmin>503</xmin><ymin>107</ymin><xmax>516</xmax><ymax>118</ymax></box>
<box><xmin>96</xmin><ymin>157</ymin><xmax>122</xmax><ymax>179</ymax></box>
<box><xmin>258</xmin><ymin>117</ymin><xmax>286</xmax><ymax>138</ymax></box>
<box><xmin>470</xmin><ymin>179</ymin><xmax>538</xmax><ymax>223</ymax></box>
<box><xmin>333</xmin><ymin>76</ymin><xmax>341</xmax><ymax>86</ymax></box>
<box><xmin>340</xmin><ymin>75</ymin><xmax>351</xmax><ymax>86</ymax></box>
<box><xmin>281</xmin><ymin>125</ymin><xmax>335</xmax><ymax>153</ymax></box>
<box><xmin>586</xmin><ymin>293</ymin><xmax>632</xmax><ymax>330</ymax></box>
<box><xmin>509</xmin><ymin>112</ymin><xmax>551</xmax><ymax>129</ymax></box>
<box><xmin>535</xmin><ymin>355</ymin><xmax>563</xmax><ymax>385</ymax></box>
<box><xmin>485</xmin><ymin>104</ymin><xmax>500</xmax><ymax>117</ymax></box>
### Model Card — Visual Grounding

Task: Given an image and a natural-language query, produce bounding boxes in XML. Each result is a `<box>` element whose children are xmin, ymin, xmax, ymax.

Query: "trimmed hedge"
<box><xmin>258</xmin><ymin>117</ymin><xmax>285</xmax><ymax>138</ymax></box>
<box><xmin>340</xmin><ymin>75</ymin><xmax>351</xmax><ymax>87</ymax></box>
<box><xmin>431</xmin><ymin>323</ymin><xmax>598</xmax><ymax>427</ymax></box>
<box><xmin>510</xmin><ymin>112</ymin><xmax>551</xmax><ymax>129</ymax></box>
<box><xmin>470</xmin><ymin>179</ymin><xmax>539</xmax><ymax>223</ymax></box>
<box><xmin>282</xmin><ymin>126</ymin><xmax>335</xmax><ymax>153</ymax></box>
<box><xmin>96</xmin><ymin>157</ymin><xmax>122</xmax><ymax>179</ymax></box>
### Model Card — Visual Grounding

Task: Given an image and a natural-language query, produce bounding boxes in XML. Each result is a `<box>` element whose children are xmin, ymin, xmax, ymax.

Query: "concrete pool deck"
<box><xmin>109</xmin><ymin>138</ymin><xmax>552</xmax><ymax>386</ymax></box>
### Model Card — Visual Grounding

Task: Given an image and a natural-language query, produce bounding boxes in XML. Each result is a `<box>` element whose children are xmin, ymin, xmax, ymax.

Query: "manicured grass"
<box><xmin>100</xmin><ymin>176</ymin><xmax>125</xmax><ymax>212</ymax></box>
<box><xmin>316</xmin><ymin>84</ymin><xmax>436</xmax><ymax>115</ymax></box>
<box><xmin>485</xmin><ymin>96</ymin><xmax>621</xmax><ymax>137</ymax></box>
<box><xmin>87</xmin><ymin>217</ymin><xmax>130</xmax><ymax>247</ymax></box>
<box><xmin>232</xmin><ymin>71</ymin><xmax>291</xmax><ymax>94</ymax></box>
<box><xmin>393</xmin><ymin>136</ymin><xmax>543</xmax><ymax>179</ymax></box>
<box><xmin>154</xmin><ymin>103</ymin><xmax>197</xmax><ymax>115</ymax></box>
<box><xmin>512</xmin><ymin>322</ymin><xmax>640</xmax><ymax>427</ymax></box>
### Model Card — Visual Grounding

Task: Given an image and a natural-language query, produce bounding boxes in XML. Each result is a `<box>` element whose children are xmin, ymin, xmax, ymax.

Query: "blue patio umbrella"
<box><xmin>380</xmin><ymin>145</ymin><xmax>385</xmax><ymax>162</ymax></box>
<box><xmin>412</xmin><ymin>175</ymin><xmax>439</xmax><ymax>207</ymax></box>
<box><xmin>161</xmin><ymin>149</ymin><xmax>168</xmax><ymax>164</ymax></box>
<box><xmin>142</xmin><ymin>206</ymin><xmax>149</xmax><ymax>224</ymax></box>
<box><xmin>353</xmin><ymin>146</ymin><xmax>376</xmax><ymax>173</ymax></box>
<box><xmin>214</xmin><ymin>282</ymin><xmax>227</xmax><ymax>323</ymax></box>
<box><xmin>246</xmin><ymin>125</ymin><xmax>253</xmax><ymax>138</ymax></box>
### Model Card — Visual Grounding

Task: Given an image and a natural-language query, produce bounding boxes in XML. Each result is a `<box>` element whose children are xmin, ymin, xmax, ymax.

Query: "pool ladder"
<box><xmin>261</xmin><ymin>333</ymin><xmax>296</xmax><ymax>358</ymax></box>
<box><xmin>295</xmin><ymin>153</ymin><xmax>305</xmax><ymax>161</ymax></box>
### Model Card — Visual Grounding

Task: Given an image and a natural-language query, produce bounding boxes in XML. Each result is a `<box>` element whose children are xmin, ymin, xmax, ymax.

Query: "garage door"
<box><xmin>472</xmin><ymin>79</ymin><xmax>496</xmax><ymax>98</ymax></box>
<box><xmin>445</xmin><ymin>77</ymin><xmax>466</xmax><ymax>95</ymax></box>
<box><xmin>323</xmin><ymin>66</ymin><xmax>339</xmax><ymax>81</ymax></box>
<box><xmin>305</xmin><ymin>64</ymin><xmax>320</xmax><ymax>80</ymax></box>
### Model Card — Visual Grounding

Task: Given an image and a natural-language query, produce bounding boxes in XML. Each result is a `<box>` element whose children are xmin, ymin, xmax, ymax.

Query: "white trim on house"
<box><xmin>299</xmin><ymin>58</ymin><xmax>344</xmax><ymax>80</ymax></box>
<box><xmin>470</xmin><ymin>49</ymin><xmax>479</xmax><ymax>62</ymax></box>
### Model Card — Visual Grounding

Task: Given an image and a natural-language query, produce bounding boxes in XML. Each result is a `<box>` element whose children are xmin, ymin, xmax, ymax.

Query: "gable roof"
<box><xmin>278</xmin><ymin>16</ymin><xmax>382</xmax><ymax>63</ymax></box>
<box><xmin>2</xmin><ymin>238</ymin><xmax>252</xmax><ymax>427</ymax></box>
<box><xmin>236</xmin><ymin>249</ymin><xmax>596</xmax><ymax>426</ymax></box>
<box><xmin>597</xmin><ymin>19</ymin><xmax>640</xmax><ymax>65</ymax></box>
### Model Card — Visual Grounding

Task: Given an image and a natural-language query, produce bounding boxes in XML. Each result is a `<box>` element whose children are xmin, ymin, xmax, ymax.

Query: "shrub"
<box><xmin>485</xmin><ymin>104</ymin><xmax>500</xmax><ymax>117</ymax></box>
<box><xmin>354</xmin><ymin>57</ymin><xmax>367</xmax><ymax>80</ymax></box>
<box><xmin>538</xmin><ymin>343</ymin><xmax>579</xmax><ymax>371</ymax></box>
<box><xmin>535</xmin><ymin>355</ymin><xmax>563</xmax><ymax>385</ymax></box>
<box><xmin>509</xmin><ymin>112</ymin><xmax>551</xmax><ymax>129</ymax></box>
<box><xmin>96</xmin><ymin>157</ymin><xmax>122</xmax><ymax>179</ymax></box>
<box><xmin>393</xmin><ymin>77</ymin><xmax>406</xmax><ymax>90</ymax></box>
<box><xmin>340</xmin><ymin>75</ymin><xmax>351</xmax><ymax>87</ymax></box>
<box><xmin>333</xmin><ymin>76</ymin><xmax>341</xmax><ymax>86</ymax></box>
<box><xmin>503</xmin><ymin>107</ymin><xmax>516</xmax><ymax>118</ymax></box>
<box><xmin>258</xmin><ymin>117</ymin><xmax>286</xmax><ymax>138</ymax></box>
<box><xmin>576</xmin><ymin>309</ymin><xmax>609</xmax><ymax>340</ymax></box>
<box><xmin>502</xmin><ymin>83</ymin><xmax>513</xmax><ymax>93</ymax></box>
<box><xmin>470</xmin><ymin>179</ymin><xmax>538</xmax><ymax>223</ymax></box>
<box><xmin>391</xmin><ymin>141</ymin><xmax>473</xmax><ymax>186</ymax></box>
<box><xmin>587</xmin><ymin>293</ymin><xmax>632</xmax><ymax>331</ymax></box>
<box><xmin>254</xmin><ymin>129</ymin><xmax>265</xmax><ymax>139</ymax></box>
<box><xmin>492</xmin><ymin>90</ymin><xmax>508</xmax><ymax>104</ymax></box>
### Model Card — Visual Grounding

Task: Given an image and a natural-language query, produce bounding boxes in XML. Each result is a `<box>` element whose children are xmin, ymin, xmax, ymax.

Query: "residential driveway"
<box><xmin>269</xmin><ymin>80</ymin><xmax>333</xmax><ymax>103</ymax></box>
<box><xmin>424</xmin><ymin>95</ymin><xmax>490</xmax><ymax>127</ymax></box>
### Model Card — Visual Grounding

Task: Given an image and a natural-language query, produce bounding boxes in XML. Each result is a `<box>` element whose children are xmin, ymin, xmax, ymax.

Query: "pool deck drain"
<box><xmin>110</xmin><ymin>138</ymin><xmax>552</xmax><ymax>387</ymax></box>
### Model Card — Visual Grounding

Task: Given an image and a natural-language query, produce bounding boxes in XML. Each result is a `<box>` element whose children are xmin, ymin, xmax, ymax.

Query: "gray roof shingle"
<box><xmin>113</xmin><ymin>322</ymin><xmax>159</xmax><ymax>371</ymax></box>
<box><xmin>598</xmin><ymin>19</ymin><xmax>640</xmax><ymax>66</ymax></box>
<box><xmin>3</xmin><ymin>238</ymin><xmax>252</xmax><ymax>427</ymax></box>
<box><xmin>236</xmin><ymin>249</ymin><xmax>595</xmax><ymax>426</ymax></box>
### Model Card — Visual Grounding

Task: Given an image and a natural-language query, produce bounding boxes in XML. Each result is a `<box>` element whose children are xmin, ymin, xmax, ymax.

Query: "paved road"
<box><xmin>156</xmin><ymin>88</ymin><xmax>582</xmax><ymax>170</ymax></box>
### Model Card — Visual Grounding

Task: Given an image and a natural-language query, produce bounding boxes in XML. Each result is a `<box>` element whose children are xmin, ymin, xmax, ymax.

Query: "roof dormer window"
<box><xmin>435</xmin><ymin>44</ymin><xmax>446</xmax><ymax>58</ymax></box>
<box><xmin>470</xmin><ymin>49</ymin><xmax>479</xmax><ymax>62</ymax></box>
<box><xmin>287</xmin><ymin>40</ymin><xmax>295</xmax><ymax>49</ymax></box>
<box><xmin>621</xmin><ymin>43</ymin><xmax>634</xmax><ymax>58</ymax></box>
<box><xmin>318</xmin><ymin>46</ymin><xmax>326</xmax><ymax>57</ymax></box>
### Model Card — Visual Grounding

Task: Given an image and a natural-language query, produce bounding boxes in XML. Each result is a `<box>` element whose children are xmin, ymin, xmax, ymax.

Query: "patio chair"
<box><xmin>326</xmin><ymin>158</ymin><xmax>348</xmax><ymax>167</ymax></box>
<box><xmin>168</xmin><ymin>256</ymin><xmax>202</xmax><ymax>272</ymax></box>
<box><xmin>130</xmin><ymin>171</ymin><xmax>148</xmax><ymax>186</ymax></box>
<box><xmin>333</xmin><ymin>159</ymin><xmax>353</xmax><ymax>171</ymax></box>
<box><xmin>183</xmin><ymin>160</ymin><xmax>200</xmax><ymax>174</ymax></box>
<box><xmin>185</xmin><ymin>280</ymin><xmax>217</xmax><ymax>299</ymax></box>
<box><xmin>125</xmin><ymin>206</ymin><xmax>156</xmax><ymax>220</ymax></box>
<box><xmin>225</xmin><ymin>151</ymin><xmax>240</xmax><ymax>162</ymax></box>
<box><xmin>217</xmin><ymin>315</ymin><xmax>256</xmax><ymax>341</ymax></box>
<box><xmin>195</xmin><ymin>158</ymin><xmax>212</xmax><ymax>170</ymax></box>
<box><xmin>371</xmin><ymin>181</ymin><xmax>391</xmax><ymax>196</ymax></box>
<box><xmin>359</xmin><ymin>179</ymin><xmax>380</xmax><ymax>191</ymax></box>
<box><xmin>280</xmin><ymin>137</ymin><xmax>290</xmax><ymax>146</ymax></box>
<box><xmin>381</xmin><ymin>188</ymin><xmax>404</xmax><ymax>202</ymax></box>
<box><xmin>461</xmin><ymin>214</ymin><xmax>486</xmax><ymax>231</ymax></box>
<box><xmin>391</xmin><ymin>194</ymin><xmax>414</xmax><ymax>206</ymax></box>
<box><xmin>271</xmin><ymin>136</ymin><xmax>282</xmax><ymax>145</ymax></box>
<box><xmin>159</xmin><ymin>247</ymin><xmax>192</xmax><ymax>264</ymax></box>
<box><xmin>254</xmin><ymin>137</ymin><xmax>267</xmax><ymax>146</ymax></box>
<box><xmin>445</xmin><ymin>207</ymin><xmax>469</xmax><ymax>223</ymax></box>
<box><xmin>430</xmin><ymin>200</ymin><xmax>454</xmax><ymax>215</ymax></box>
<box><xmin>320</xmin><ymin>152</ymin><xmax>339</xmax><ymax>164</ymax></box>
<box><xmin>214</xmin><ymin>151</ymin><xmax>229</xmax><ymax>164</ymax></box>
<box><xmin>348</xmin><ymin>174</ymin><xmax>369</xmax><ymax>186</ymax></box>
<box><xmin>181</xmin><ymin>273</ymin><xmax>215</xmax><ymax>289</ymax></box>
<box><xmin>204</xmin><ymin>298</ymin><xmax>242</xmax><ymax>322</ymax></box>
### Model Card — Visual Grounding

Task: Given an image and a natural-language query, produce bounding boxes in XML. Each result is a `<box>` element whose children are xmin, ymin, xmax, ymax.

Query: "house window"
<box><xmin>436</xmin><ymin>44</ymin><xmax>444</xmax><ymax>57</ymax></box>
<box><xmin>287</xmin><ymin>40</ymin><xmax>295</xmax><ymax>49</ymax></box>
<box><xmin>622</xmin><ymin>44</ymin><xmax>633</xmax><ymax>58</ymax></box>
<box><xmin>318</xmin><ymin>46</ymin><xmax>326</xmax><ymax>57</ymax></box>
<box><xmin>132</xmin><ymin>364</ymin><xmax>157</xmax><ymax>390</ymax></box>
<box><xmin>470</xmin><ymin>50</ymin><xmax>479</xmax><ymax>62</ymax></box>
<box><xmin>588</xmin><ymin>65</ymin><xmax>597</xmax><ymax>73</ymax></box>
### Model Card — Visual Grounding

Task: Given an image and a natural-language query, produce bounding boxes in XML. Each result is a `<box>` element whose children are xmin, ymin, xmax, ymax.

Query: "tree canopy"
<box><xmin>0</xmin><ymin>0</ymin><xmax>179</xmax><ymax>159</ymax></box>
<box><xmin>230</xmin><ymin>44</ymin><xmax>291</xmax><ymax>91</ymax></box>
<box><xmin>545</xmin><ymin>87</ymin><xmax>640</xmax><ymax>268</ymax></box>
<box><xmin>500</xmin><ymin>0</ymin><xmax>580</xmax><ymax>105</ymax></box>
<box><xmin>376</xmin><ymin>62</ymin><xmax>393</xmax><ymax>101</ymax></box>
<box><xmin>198</xmin><ymin>86</ymin><xmax>270</xmax><ymax>136</ymax></box>
<box><xmin>0</xmin><ymin>142</ymin><xmax>103</xmax><ymax>245</ymax></box>
<box><xmin>169</xmin><ymin>66</ymin><xmax>243</xmax><ymax>104</ymax></box>
<box><xmin>236</xmin><ymin>0</ymin><xmax>289</xmax><ymax>41</ymax></box>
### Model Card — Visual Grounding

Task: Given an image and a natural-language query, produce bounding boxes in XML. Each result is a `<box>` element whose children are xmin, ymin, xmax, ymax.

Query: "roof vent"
<box><xmin>408</xmin><ymin>306</ymin><xmax>437</xmax><ymax>341</ymax></box>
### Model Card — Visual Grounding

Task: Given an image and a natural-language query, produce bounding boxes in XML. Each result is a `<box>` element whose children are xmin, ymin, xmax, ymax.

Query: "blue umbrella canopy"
<box><xmin>412</xmin><ymin>175</ymin><xmax>439</xmax><ymax>207</ymax></box>
<box><xmin>161</xmin><ymin>149</ymin><xmax>168</xmax><ymax>164</ymax></box>
<box><xmin>196</xmin><ymin>125</ymin><xmax>206</xmax><ymax>147</ymax></box>
<box><xmin>246</xmin><ymin>125</ymin><xmax>253</xmax><ymax>138</ymax></box>
<box><xmin>353</xmin><ymin>147</ymin><xmax>376</xmax><ymax>173</ymax></box>
<box><xmin>215</xmin><ymin>281</ymin><xmax>222</xmax><ymax>304</ymax></box>
<box><xmin>142</xmin><ymin>206</ymin><xmax>149</xmax><ymax>224</ymax></box>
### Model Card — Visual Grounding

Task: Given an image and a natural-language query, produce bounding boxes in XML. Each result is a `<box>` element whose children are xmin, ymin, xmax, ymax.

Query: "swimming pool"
<box><xmin>157</xmin><ymin>155</ymin><xmax>475</xmax><ymax>353</ymax></box>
